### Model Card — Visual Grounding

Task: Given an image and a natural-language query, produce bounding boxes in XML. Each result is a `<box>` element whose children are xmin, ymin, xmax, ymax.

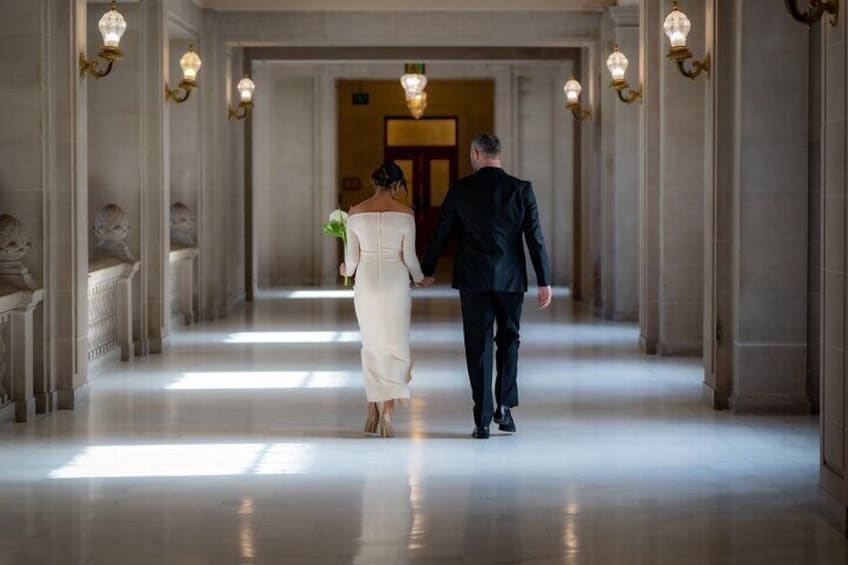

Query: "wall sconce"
<box><xmin>229</xmin><ymin>75</ymin><xmax>256</xmax><ymax>120</ymax></box>
<box><xmin>664</xmin><ymin>1</ymin><xmax>711</xmax><ymax>80</ymax></box>
<box><xmin>606</xmin><ymin>45</ymin><xmax>642</xmax><ymax>104</ymax></box>
<box><xmin>165</xmin><ymin>45</ymin><xmax>202</xmax><ymax>104</ymax></box>
<box><xmin>785</xmin><ymin>0</ymin><xmax>838</xmax><ymax>26</ymax></box>
<box><xmin>563</xmin><ymin>77</ymin><xmax>592</xmax><ymax>121</ymax></box>
<box><xmin>79</xmin><ymin>1</ymin><xmax>126</xmax><ymax>80</ymax></box>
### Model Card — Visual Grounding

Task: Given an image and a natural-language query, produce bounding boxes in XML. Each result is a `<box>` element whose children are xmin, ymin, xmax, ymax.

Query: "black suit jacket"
<box><xmin>422</xmin><ymin>166</ymin><xmax>552</xmax><ymax>293</ymax></box>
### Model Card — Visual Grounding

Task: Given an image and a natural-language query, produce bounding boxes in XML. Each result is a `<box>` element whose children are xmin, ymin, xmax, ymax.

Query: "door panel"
<box><xmin>429</xmin><ymin>159</ymin><xmax>451</xmax><ymax>207</ymax></box>
<box><xmin>385</xmin><ymin>147</ymin><xmax>458</xmax><ymax>258</ymax></box>
<box><xmin>395</xmin><ymin>159</ymin><xmax>415</xmax><ymax>208</ymax></box>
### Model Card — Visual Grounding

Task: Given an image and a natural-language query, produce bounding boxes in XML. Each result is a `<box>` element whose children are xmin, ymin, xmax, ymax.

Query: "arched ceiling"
<box><xmin>193</xmin><ymin>0</ymin><xmax>629</xmax><ymax>11</ymax></box>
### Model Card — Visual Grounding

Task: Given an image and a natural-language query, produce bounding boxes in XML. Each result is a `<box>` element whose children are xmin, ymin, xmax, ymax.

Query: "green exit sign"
<box><xmin>352</xmin><ymin>92</ymin><xmax>369</xmax><ymax>105</ymax></box>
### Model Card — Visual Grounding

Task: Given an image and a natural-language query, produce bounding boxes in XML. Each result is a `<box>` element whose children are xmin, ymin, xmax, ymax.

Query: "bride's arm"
<box><xmin>344</xmin><ymin>221</ymin><xmax>360</xmax><ymax>277</ymax></box>
<box><xmin>402</xmin><ymin>217</ymin><xmax>425</xmax><ymax>283</ymax></box>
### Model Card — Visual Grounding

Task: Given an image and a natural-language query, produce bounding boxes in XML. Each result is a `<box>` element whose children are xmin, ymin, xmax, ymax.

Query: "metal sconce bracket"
<box><xmin>667</xmin><ymin>47</ymin><xmax>711</xmax><ymax>80</ymax></box>
<box><xmin>229</xmin><ymin>101</ymin><xmax>253</xmax><ymax>121</ymax></box>
<box><xmin>611</xmin><ymin>81</ymin><xmax>642</xmax><ymax>105</ymax></box>
<box><xmin>785</xmin><ymin>0</ymin><xmax>838</xmax><ymax>26</ymax></box>
<box><xmin>165</xmin><ymin>80</ymin><xmax>197</xmax><ymax>104</ymax></box>
<box><xmin>79</xmin><ymin>48</ymin><xmax>122</xmax><ymax>80</ymax></box>
<box><xmin>567</xmin><ymin>103</ymin><xmax>592</xmax><ymax>121</ymax></box>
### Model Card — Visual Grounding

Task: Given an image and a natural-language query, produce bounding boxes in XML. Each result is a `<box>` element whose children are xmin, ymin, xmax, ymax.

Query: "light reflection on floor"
<box><xmin>0</xmin><ymin>287</ymin><xmax>842</xmax><ymax>565</ymax></box>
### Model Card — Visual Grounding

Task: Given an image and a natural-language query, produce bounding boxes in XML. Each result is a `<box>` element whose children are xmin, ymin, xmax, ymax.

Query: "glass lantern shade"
<box><xmin>400</xmin><ymin>73</ymin><xmax>428</xmax><ymax>96</ymax></box>
<box><xmin>606</xmin><ymin>45</ymin><xmax>629</xmax><ymax>84</ymax></box>
<box><xmin>406</xmin><ymin>92</ymin><xmax>428</xmax><ymax>119</ymax></box>
<box><xmin>237</xmin><ymin>77</ymin><xmax>256</xmax><ymax>103</ymax></box>
<box><xmin>564</xmin><ymin>78</ymin><xmax>582</xmax><ymax>107</ymax></box>
<box><xmin>663</xmin><ymin>2</ymin><xmax>691</xmax><ymax>49</ymax></box>
<box><xmin>98</xmin><ymin>2</ymin><xmax>127</xmax><ymax>50</ymax></box>
<box><xmin>180</xmin><ymin>46</ymin><xmax>202</xmax><ymax>84</ymax></box>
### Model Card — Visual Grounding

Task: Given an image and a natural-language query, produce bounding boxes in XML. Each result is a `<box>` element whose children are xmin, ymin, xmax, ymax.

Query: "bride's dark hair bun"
<box><xmin>371</xmin><ymin>162</ymin><xmax>406</xmax><ymax>190</ymax></box>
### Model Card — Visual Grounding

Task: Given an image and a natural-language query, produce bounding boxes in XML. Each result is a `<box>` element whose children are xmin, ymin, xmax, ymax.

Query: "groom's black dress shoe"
<box><xmin>472</xmin><ymin>426</ymin><xmax>490</xmax><ymax>439</ymax></box>
<box><xmin>495</xmin><ymin>407</ymin><xmax>516</xmax><ymax>433</ymax></box>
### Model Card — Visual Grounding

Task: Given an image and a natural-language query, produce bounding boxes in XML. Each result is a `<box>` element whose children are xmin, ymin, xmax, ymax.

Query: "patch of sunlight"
<box><xmin>167</xmin><ymin>371</ymin><xmax>356</xmax><ymax>390</ymax></box>
<box><xmin>284</xmin><ymin>289</ymin><xmax>354</xmax><ymax>299</ymax></box>
<box><xmin>49</xmin><ymin>443</ymin><xmax>315</xmax><ymax>479</ymax></box>
<box><xmin>225</xmin><ymin>331</ymin><xmax>361</xmax><ymax>344</ymax></box>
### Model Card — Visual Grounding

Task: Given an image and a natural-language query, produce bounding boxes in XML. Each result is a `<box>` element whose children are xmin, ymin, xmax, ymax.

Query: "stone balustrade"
<box><xmin>0</xmin><ymin>215</ymin><xmax>45</xmax><ymax>424</ymax></box>
<box><xmin>88</xmin><ymin>205</ymin><xmax>140</xmax><ymax>364</ymax></box>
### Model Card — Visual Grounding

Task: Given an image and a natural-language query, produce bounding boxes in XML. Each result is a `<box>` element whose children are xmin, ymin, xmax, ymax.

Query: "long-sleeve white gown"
<box><xmin>344</xmin><ymin>212</ymin><xmax>425</xmax><ymax>402</ymax></box>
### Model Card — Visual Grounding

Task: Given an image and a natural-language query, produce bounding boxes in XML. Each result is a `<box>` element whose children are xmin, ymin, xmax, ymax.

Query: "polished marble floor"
<box><xmin>0</xmin><ymin>288</ymin><xmax>845</xmax><ymax>564</ymax></box>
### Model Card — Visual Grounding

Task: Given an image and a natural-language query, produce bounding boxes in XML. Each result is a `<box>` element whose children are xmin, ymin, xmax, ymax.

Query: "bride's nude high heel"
<box><xmin>364</xmin><ymin>403</ymin><xmax>379</xmax><ymax>435</ymax></box>
<box><xmin>379</xmin><ymin>401</ymin><xmax>395</xmax><ymax>438</ymax></box>
<box><xmin>379</xmin><ymin>411</ymin><xmax>394</xmax><ymax>438</ymax></box>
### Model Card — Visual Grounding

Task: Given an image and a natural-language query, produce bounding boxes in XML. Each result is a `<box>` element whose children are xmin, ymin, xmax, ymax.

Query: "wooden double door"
<box><xmin>384</xmin><ymin>146</ymin><xmax>458</xmax><ymax>258</ymax></box>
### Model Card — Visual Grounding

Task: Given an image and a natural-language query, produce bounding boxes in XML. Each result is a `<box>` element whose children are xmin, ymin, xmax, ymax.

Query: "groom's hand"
<box><xmin>422</xmin><ymin>276</ymin><xmax>436</xmax><ymax>288</ymax></box>
<box><xmin>537</xmin><ymin>286</ymin><xmax>552</xmax><ymax>309</ymax></box>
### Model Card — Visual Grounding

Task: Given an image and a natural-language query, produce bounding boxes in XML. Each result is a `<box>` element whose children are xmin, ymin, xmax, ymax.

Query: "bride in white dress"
<box><xmin>340</xmin><ymin>163</ymin><xmax>425</xmax><ymax>438</ymax></box>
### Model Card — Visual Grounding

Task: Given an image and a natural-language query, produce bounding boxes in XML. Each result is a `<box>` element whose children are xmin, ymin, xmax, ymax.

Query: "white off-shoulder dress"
<box><xmin>344</xmin><ymin>212</ymin><xmax>425</xmax><ymax>402</ymax></box>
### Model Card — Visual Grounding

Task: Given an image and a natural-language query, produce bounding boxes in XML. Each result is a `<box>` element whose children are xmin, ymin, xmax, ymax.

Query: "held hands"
<box><xmin>537</xmin><ymin>286</ymin><xmax>552</xmax><ymax>309</ymax></box>
<box><xmin>415</xmin><ymin>276</ymin><xmax>436</xmax><ymax>288</ymax></box>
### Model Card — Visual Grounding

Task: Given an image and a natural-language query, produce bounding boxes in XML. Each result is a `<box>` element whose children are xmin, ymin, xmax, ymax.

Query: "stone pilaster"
<box><xmin>599</xmin><ymin>5</ymin><xmax>640</xmax><ymax>321</ymax></box>
<box><xmin>140</xmin><ymin>0</ymin><xmax>170</xmax><ymax>352</ymax></box>
<box><xmin>819</xmin><ymin>0</ymin><xmax>848</xmax><ymax>509</ymax></box>
<box><xmin>708</xmin><ymin>0</ymin><xmax>810</xmax><ymax>412</ymax></box>
<box><xmin>199</xmin><ymin>11</ymin><xmax>228</xmax><ymax>319</ymax></box>
<box><xmin>48</xmin><ymin>0</ymin><xmax>90</xmax><ymax>410</ymax></box>
<box><xmin>639</xmin><ymin>0</ymin><xmax>663</xmax><ymax>353</ymax></box>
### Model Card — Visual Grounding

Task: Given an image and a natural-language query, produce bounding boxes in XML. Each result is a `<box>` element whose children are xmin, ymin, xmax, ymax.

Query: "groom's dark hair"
<box><xmin>471</xmin><ymin>133</ymin><xmax>501</xmax><ymax>158</ymax></box>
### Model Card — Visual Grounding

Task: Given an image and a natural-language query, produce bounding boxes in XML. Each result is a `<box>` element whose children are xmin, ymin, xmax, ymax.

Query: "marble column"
<box><xmin>140</xmin><ymin>0</ymin><xmax>170</xmax><ymax>352</ymax></box>
<box><xmin>706</xmin><ymin>0</ymin><xmax>810</xmax><ymax>413</ymax></box>
<box><xmin>639</xmin><ymin>0</ymin><xmax>663</xmax><ymax>353</ymax></box>
<box><xmin>641</xmin><ymin>0</ymin><xmax>707</xmax><ymax>355</ymax></box>
<box><xmin>199</xmin><ymin>11</ymin><xmax>234</xmax><ymax>319</ymax></box>
<box><xmin>820</xmin><ymin>0</ymin><xmax>848</xmax><ymax>513</ymax></box>
<box><xmin>599</xmin><ymin>6</ymin><xmax>640</xmax><ymax>321</ymax></box>
<box><xmin>808</xmin><ymin>24</ymin><xmax>823</xmax><ymax>414</ymax></box>
<box><xmin>0</xmin><ymin>0</ymin><xmax>90</xmax><ymax>411</ymax></box>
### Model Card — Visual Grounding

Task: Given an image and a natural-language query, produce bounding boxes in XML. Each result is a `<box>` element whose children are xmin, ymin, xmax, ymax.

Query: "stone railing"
<box><xmin>169</xmin><ymin>203</ymin><xmax>198</xmax><ymax>326</ymax></box>
<box><xmin>0</xmin><ymin>215</ymin><xmax>45</xmax><ymax>423</ymax></box>
<box><xmin>88</xmin><ymin>259</ymin><xmax>138</xmax><ymax>362</ymax></box>
<box><xmin>88</xmin><ymin>205</ymin><xmax>140</xmax><ymax>364</ymax></box>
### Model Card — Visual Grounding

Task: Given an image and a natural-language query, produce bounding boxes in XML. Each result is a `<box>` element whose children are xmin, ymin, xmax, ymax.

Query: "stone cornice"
<box><xmin>609</xmin><ymin>5</ymin><xmax>639</xmax><ymax>27</ymax></box>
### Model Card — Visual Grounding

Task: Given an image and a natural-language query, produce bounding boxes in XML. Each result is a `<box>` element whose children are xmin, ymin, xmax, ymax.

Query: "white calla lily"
<box><xmin>328</xmin><ymin>209</ymin><xmax>348</xmax><ymax>224</ymax></box>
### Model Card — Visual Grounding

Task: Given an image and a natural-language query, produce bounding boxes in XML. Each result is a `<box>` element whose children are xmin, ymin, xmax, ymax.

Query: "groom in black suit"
<box><xmin>421</xmin><ymin>133</ymin><xmax>552</xmax><ymax>439</ymax></box>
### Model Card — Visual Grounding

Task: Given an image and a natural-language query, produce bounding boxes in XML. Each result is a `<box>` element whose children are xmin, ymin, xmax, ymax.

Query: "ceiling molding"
<box><xmin>245</xmin><ymin>46</ymin><xmax>580</xmax><ymax>62</ymax></box>
<box><xmin>194</xmin><ymin>0</ymin><xmax>614</xmax><ymax>11</ymax></box>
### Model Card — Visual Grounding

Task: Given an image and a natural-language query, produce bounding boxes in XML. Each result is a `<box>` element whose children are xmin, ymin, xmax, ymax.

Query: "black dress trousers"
<box><xmin>460</xmin><ymin>290</ymin><xmax>524</xmax><ymax>427</ymax></box>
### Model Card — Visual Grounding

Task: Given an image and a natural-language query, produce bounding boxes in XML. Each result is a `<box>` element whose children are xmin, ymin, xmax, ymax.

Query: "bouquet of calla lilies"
<box><xmin>322</xmin><ymin>209</ymin><xmax>350</xmax><ymax>286</ymax></box>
